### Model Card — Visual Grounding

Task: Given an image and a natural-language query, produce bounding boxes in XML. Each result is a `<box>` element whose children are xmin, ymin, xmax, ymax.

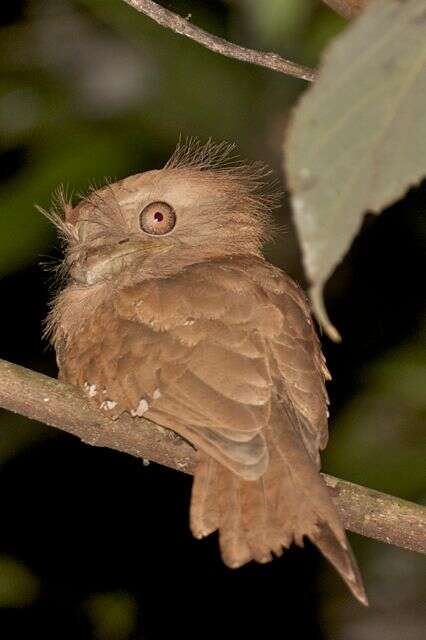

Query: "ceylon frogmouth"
<box><xmin>46</xmin><ymin>141</ymin><xmax>366</xmax><ymax>604</ymax></box>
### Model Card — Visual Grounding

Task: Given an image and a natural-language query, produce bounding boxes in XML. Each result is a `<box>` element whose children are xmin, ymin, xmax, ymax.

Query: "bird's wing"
<box><xmin>62</xmin><ymin>259</ymin><xmax>282</xmax><ymax>480</ymax></box>
<box><xmin>243</xmin><ymin>260</ymin><xmax>330</xmax><ymax>465</ymax></box>
<box><xmin>209</xmin><ymin>256</ymin><xmax>330</xmax><ymax>466</ymax></box>
<box><xmin>61</xmin><ymin>257</ymin><xmax>329</xmax><ymax>476</ymax></box>
<box><xmin>128</xmin><ymin>262</ymin><xmax>284</xmax><ymax>480</ymax></box>
<box><xmin>269</xmin><ymin>273</ymin><xmax>331</xmax><ymax>466</ymax></box>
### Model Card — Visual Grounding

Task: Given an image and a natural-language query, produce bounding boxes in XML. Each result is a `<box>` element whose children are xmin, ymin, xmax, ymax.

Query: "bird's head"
<box><xmin>44</xmin><ymin>140</ymin><xmax>279</xmax><ymax>288</ymax></box>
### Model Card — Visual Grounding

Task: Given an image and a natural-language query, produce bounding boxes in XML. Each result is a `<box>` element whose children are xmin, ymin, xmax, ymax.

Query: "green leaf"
<box><xmin>243</xmin><ymin>0</ymin><xmax>313</xmax><ymax>48</ymax></box>
<box><xmin>85</xmin><ymin>591</ymin><xmax>138</xmax><ymax>640</ymax></box>
<box><xmin>0</xmin><ymin>555</ymin><xmax>39</xmax><ymax>608</ymax></box>
<box><xmin>285</xmin><ymin>0</ymin><xmax>426</xmax><ymax>340</ymax></box>
<box><xmin>324</xmin><ymin>338</ymin><xmax>426</xmax><ymax>498</ymax></box>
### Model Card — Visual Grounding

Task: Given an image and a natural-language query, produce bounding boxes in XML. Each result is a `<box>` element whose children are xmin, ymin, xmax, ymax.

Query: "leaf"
<box><xmin>324</xmin><ymin>338</ymin><xmax>426</xmax><ymax>497</ymax></box>
<box><xmin>85</xmin><ymin>592</ymin><xmax>137</xmax><ymax>640</ymax></box>
<box><xmin>0</xmin><ymin>554</ymin><xmax>39</xmax><ymax>608</ymax></box>
<box><xmin>285</xmin><ymin>0</ymin><xmax>426</xmax><ymax>340</ymax></box>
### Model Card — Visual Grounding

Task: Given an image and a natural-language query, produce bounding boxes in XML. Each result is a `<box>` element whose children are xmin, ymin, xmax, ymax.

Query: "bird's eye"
<box><xmin>139</xmin><ymin>201</ymin><xmax>176</xmax><ymax>235</ymax></box>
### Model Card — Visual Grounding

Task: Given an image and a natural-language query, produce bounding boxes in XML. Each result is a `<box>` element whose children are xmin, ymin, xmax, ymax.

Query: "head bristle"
<box><xmin>37</xmin><ymin>185</ymin><xmax>78</xmax><ymax>247</ymax></box>
<box><xmin>164</xmin><ymin>137</ymin><xmax>239</xmax><ymax>171</ymax></box>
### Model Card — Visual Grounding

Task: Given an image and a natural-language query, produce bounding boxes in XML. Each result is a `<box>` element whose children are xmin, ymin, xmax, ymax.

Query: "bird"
<box><xmin>45</xmin><ymin>139</ymin><xmax>367</xmax><ymax>605</ymax></box>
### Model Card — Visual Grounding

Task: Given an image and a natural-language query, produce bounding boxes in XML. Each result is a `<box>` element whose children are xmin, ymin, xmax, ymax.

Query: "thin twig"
<box><xmin>0</xmin><ymin>358</ymin><xmax>425</xmax><ymax>554</ymax></box>
<box><xmin>321</xmin><ymin>0</ymin><xmax>370</xmax><ymax>19</ymax></box>
<box><xmin>121</xmin><ymin>0</ymin><xmax>316</xmax><ymax>82</ymax></box>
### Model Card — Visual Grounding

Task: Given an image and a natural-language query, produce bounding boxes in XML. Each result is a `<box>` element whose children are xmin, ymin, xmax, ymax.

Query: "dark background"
<box><xmin>0</xmin><ymin>1</ymin><xmax>425</xmax><ymax>639</ymax></box>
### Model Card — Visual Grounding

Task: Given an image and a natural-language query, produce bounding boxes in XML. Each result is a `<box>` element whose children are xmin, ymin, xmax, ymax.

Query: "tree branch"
<box><xmin>121</xmin><ymin>0</ymin><xmax>316</xmax><ymax>83</ymax></box>
<box><xmin>321</xmin><ymin>0</ymin><xmax>370</xmax><ymax>19</ymax></box>
<box><xmin>0</xmin><ymin>358</ymin><xmax>425</xmax><ymax>554</ymax></box>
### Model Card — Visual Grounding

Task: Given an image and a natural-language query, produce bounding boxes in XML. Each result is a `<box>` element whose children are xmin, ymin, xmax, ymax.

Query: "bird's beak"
<box><xmin>69</xmin><ymin>239</ymin><xmax>161</xmax><ymax>285</ymax></box>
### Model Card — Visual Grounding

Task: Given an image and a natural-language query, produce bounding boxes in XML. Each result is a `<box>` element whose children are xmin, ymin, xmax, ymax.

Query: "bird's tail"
<box><xmin>190</xmin><ymin>403</ymin><xmax>367</xmax><ymax>605</ymax></box>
